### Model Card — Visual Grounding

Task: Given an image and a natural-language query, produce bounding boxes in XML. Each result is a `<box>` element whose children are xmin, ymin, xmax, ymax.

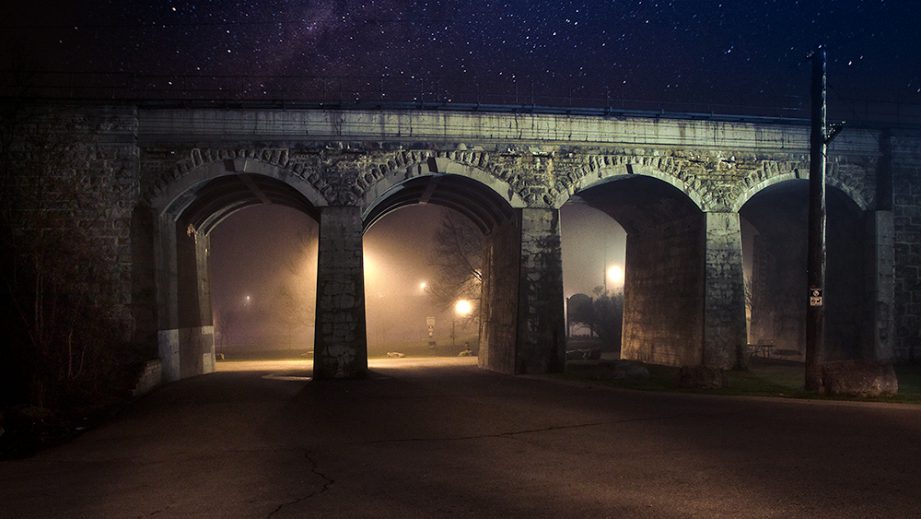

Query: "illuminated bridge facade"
<box><xmin>27</xmin><ymin>104</ymin><xmax>921</xmax><ymax>380</ymax></box>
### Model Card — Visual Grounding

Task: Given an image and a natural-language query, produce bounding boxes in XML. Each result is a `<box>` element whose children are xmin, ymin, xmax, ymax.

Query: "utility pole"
<box><xmin>805</xmin><ymin>47</ymin><xmax>843</xmax><ymax>391</ymax></box>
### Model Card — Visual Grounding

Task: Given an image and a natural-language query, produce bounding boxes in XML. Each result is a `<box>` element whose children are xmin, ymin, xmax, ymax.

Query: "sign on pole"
<box><xmin>809</xmin><ymin>287</ymin><xmax>823</xmax><ymax>307</ymax></box>
<box><xmin>426</xmin><ymin>316</ymin><xmax>435</xmax><ymax>337</ymax></box>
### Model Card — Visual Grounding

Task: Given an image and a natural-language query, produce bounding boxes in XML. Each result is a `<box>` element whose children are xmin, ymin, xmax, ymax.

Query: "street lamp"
<box><xmin>453</xmin><ymin>298</ymin><xmax>473</xmax><ymax>348</ymax></box>
<box><xmin>606</xmin><ymin>264</ymin><xmax>625</xmax><ymax>288</ymax></box>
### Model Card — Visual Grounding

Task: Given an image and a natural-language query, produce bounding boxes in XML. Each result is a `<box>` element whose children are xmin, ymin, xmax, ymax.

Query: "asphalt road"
<box><xmin>2</xmin><ymin>357</ymin><xmax>920</xmax><ymax>518</ymax></box>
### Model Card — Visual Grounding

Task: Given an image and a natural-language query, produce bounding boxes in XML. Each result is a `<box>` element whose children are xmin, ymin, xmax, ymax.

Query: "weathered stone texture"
<box><xmin>621</xmin><ymin>216</ymin><xmax>704</xmax><ymax>366</ymax></box>
<box><xmin>891</xmin><ymin>131</ymin><xmax>921</xmax><ymax>361</ymax></box>
<box><xmin>131</xmin><ymin>360</ymin><xmax>163</xmax><ymax>397</ymax></box>
<box><xmin>11</xmin><ymin>103</ymin><xmax>920</xmax><ymax>383</ymax></box>
<box><xmin>515</xmin><ymin>208</ymin><xmax>566</xmax><ymax>374</ymax></box>
<box><xmin>865</xmin><ymin>212</ymin><xmax>895</xmax><ymax>362</ymax></box>
<box><xmin>821</xmin><ymin>360</ymin><xmax>898</xmax><ymax>397</ymax></box>
<box><xmin>703</xmin><ymin>213</ymin><xmax>747</xmax><ymax>369</ymax></box>
<box><xmin>479</xmin><ymin>209</ymin><xmax>565</xmax><ymax>375</ymax></box>
<box><xmin>5</xmin><ymin>105</ymin><xmax>142</xmax><ymax>343</ymax></box>
<box><xmin>313</xmin><ymin>206</ymin><xmax>368</xmax><ymax>379</ymax></box>
<box><xmin>479</xmin><ymin>214</ymin><xmax>520</xmax><ymax>374</ymax></box>
<box><xmin>173</xmin><ymin>231</ymin><xmax>213</xmax><ymax>378</ymax></box>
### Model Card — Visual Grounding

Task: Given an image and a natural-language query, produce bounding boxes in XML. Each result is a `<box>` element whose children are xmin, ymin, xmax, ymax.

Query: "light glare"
<box><xmin>607</xmin><ymin>264</ymin><xmax>625</xmax><ymax>286</ymax></box>
<box><xmin>454</xmin><ymin>298</ymin><xmax>473</xmax><ymax>317</ymax></box>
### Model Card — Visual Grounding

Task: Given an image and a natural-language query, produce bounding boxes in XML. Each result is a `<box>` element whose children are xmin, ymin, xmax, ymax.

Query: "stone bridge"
<box><xmin>25</xmin><ymin>104</ymin><xmax>921</xmax><ymax>381</ymax></box>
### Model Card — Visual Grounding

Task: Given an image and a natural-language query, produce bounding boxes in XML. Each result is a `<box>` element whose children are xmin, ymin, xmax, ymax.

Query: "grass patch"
<box><xmin>561</xmin><ymin>359</ymin><xmax>921</xmax><ymax>404</ymax></box>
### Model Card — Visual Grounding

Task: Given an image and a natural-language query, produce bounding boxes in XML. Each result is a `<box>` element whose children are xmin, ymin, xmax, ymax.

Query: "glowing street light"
<box><xmin>452</xmin><ymin>298</ymin><xmax>474</xmax><ymax>348</ymax></box>
<box><xmin>419</xmin><ymin>280</ymin><xmax>428</xmax><ymax>292</ymax></box>
<box><xmin>607</xmin><ymin>264</ymin><xmax>625</xmax><ymax>287</ymax></box>
<box><xmin>454</xmin><ymin>298</ymin><xmax>473</xmax><ymax>317</ymax></box>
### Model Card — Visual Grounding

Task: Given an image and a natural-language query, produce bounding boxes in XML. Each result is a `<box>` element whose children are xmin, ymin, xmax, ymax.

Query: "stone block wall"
<box><xmin>479</xmin><ymin>214</ymin><xmax>521</xmax><ymax>374</ymax></box>
<box><xmin>825</xmin><ymin>207</ymin><xmax>870</xmax><ymax>360</ymax></box>
<box><xmin>892</xmin><ymin>131</ymin><xmax>921</xmax><ymax>361</ymax></box>
<box><xmin>866</xmin><ymin>212</ymin><xmax>895</xmax><ymax>361</ymax></box>
<box><xmin>10</xmin><ymin>102</ymin><xmax>921</xmax><ymax>386</ymax></box>
<box><xmin>131</xmin><ymin>360</ymin><xmax>163</xmax><ymax>397</ymax></box>
<box><xmin>515</xmin><ymin>208</ymin><xmax>566</xmax><ymax>374</ymax></box>
<box><xmin>621</xmin><ymin>215</ymin><xmax>704</xmax><ymax>366</ymax></box>
<box><xmin>2</xmin><ymin>104</ymin><xmax>143</xmax><ymax>344</ymax></box>
<box><xmin>702</xmin><ymin>213</ymin><xmax>747</xmax><ymax>368</ymax></box>
<box><xmin>479</xmin><ymin>209</ymin><xmax>565</xmax><ymax>375</ymax></box>
<box><xmin>313</xmin><ymin>207</ymin><xmax>368</xmax><ymax>379</ymax></box>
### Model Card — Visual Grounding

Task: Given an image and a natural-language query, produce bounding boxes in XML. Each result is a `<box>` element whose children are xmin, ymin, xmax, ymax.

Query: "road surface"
<box><xmin>2</xmin><ymin>357</ymin><xmax>920</xmax><ymax>517</ymax></box>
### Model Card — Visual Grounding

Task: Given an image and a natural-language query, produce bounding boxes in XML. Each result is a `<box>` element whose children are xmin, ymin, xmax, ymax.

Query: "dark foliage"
<box><xmin>568</xmin><ymin>289</ymin><xmax>624</xmax><ymax>352</ymax></box>
<box><xmin>0</xmin><ymin>102</ymin><xmax>146</xmax><ymax>449</ymax></box>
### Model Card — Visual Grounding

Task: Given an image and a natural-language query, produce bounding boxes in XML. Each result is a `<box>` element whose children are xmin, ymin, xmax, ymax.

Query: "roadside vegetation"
<box><xmin>563</xmin><ymin>358</ymin><xmax>921</xmax><ymax>404</ymax></box>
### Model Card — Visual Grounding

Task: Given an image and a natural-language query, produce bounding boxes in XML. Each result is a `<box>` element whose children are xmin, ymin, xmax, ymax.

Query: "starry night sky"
<box><xmin>2</xmin><ymin>1</ymin><xmax>918</xmax><ymax>109</ymax></box>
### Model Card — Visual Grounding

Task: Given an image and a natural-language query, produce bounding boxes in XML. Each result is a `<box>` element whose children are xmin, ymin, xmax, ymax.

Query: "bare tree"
<box><xmin>213</xmin><ymin>306</ymin><xmax>238</xmax><ymax>359</ymax></box>
<box><xmin>426</xmin><ymin>210</ymin><xmax>484</xmax><ymax>311</ymax></box>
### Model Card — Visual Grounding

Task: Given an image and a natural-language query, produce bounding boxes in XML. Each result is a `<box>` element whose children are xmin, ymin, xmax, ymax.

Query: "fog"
<box><xmin>560</xmin><ymin>202</ymin><xmax>627</xmax><ymax>297</ymax></box>
<box><xmin>209</xmin><ymin>204</ymin><xmax>318</xmax><ymax>357</ymax></box>
<box><xmin>209</xmin><ymin>201</ymin><xmax>628</xmax><ymax>358</ymax></box>
<box><xmin>363</xmin><ymin>205</ymin><xmax>479</xmax><ymax>356</ymax></box>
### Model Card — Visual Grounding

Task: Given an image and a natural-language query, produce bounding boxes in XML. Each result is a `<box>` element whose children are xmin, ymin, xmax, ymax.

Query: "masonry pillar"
<box><xmin>702</xmin><ymin>212</ymin><xmax>747</xmax><ymax>369</ymax></box>
<box><xmin>193</xmin><ymin>232</ymin><xmax>215</xmax><ymax>375</ymax></box>
<box><xmin>155</xmin><ymin>217</ymin><xmax>181</xmax><ymax>382</ymax></box>
<box><xmin>479</xmin><ymin>208</ymin><xmax>565</xmax><ymax>375</ymax></box>
<box><xmin>313</xmin><ymin>206</ymin><xmax>368</xmax><ymax>379</ymax></box>
<box><xmin>621</xmin><ymin>216</ymin><xmax>704</xmax><ymax>366</ymax></box>
<box><xmin>867</xmin><ymin>211</ymin><xmax>895</xmax><ymax>361</ymax></box>
<box><xmin>155</xmin><ymin>217</ymin><xmax>216</xmax><ymax>381</ymax></box>
<box><xmin>517</xmin><ymin>208</ymin><xmax>566</xmax><ymax>374</ymax></box>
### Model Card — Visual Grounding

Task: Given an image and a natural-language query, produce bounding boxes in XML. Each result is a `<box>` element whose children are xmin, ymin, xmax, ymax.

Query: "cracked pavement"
<box><xmin>2</xmin><ymin>357</ymin><xmax>920</xmax><ymax>518</ymax></box>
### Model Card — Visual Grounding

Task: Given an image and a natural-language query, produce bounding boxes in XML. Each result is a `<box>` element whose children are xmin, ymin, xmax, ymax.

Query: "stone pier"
<box><xmin>313</xmin><ymin>207</ymin><xmax>368</xmax><ymax>379</ymax></box>
<box><xmin>479</xmin><ymin>209</ymin><xmax>566</xmax><ymax>374</ymax></box>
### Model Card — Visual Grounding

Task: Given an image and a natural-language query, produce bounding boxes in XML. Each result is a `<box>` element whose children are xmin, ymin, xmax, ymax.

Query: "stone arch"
<box><xmin>740</xmin><ymin>178</ymin><xmax>873</xmax><ymax>362</ymax></box>
<box><xmin>553</xmin><ymin>162</ymin><xmax>706</xmax><ymax>211</ymax></box>
<box><xmin>149</xmin><ymin>151</ymin><xmax>328</xmax><ymax>218</ymax></box>
<box><xmin>362</xmin><ymin>173</ymin><xmax>517</xmax><ymax>234</ymax></box>
<box><xmin>149</xmin><ymin>152</ymin><xmax>326</xmax><ymax>382</ymax></box>
<box><xmin>358</xmin><ymin>158</ymin><xmax>565</xmax><ymax>375</ymax></box>
<box><xmin>731</xmin><ymin>171</ymin><xmax>870</xmax><ymax>213</ymax></box>
<box><xmin>359</xmin><ymin>154</ymin><xmax>527</xmax><ymax>214</ymax></box>
<box><xmin>561</xmin><ymin>173</ymin><xmax>715</xmax><ymax>367</ymax></box>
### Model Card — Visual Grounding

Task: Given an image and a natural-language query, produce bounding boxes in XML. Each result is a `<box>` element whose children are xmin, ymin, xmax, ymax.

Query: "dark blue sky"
<box><xmin>3</xmin><ymin>1</ymin><xmax>917</xmax><ymax>108</ymax></box>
